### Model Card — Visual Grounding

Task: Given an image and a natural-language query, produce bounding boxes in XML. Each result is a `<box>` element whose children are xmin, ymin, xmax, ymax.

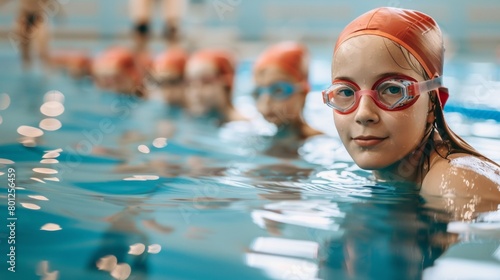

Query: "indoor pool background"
<box><xmin>0</xmin><ymin>39</ymin><xmax>499</xmax><ymax>280</ymax></box>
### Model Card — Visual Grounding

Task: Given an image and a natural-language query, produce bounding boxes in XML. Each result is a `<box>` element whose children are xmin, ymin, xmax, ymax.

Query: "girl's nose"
<box><xmin>257</xmin><ymin>94</ymin><xmax>273</xmax><ymax>115</ymax></box>
<box><xmin>354</xmin><ymin>95</ymin><xmax>380</xmax><ymax>125</ymax></box>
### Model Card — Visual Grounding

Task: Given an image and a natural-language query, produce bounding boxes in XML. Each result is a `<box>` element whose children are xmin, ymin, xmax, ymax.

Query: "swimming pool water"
<box><xmin>1</xmin><ymin>47</ymin><xmax>500</xmax><ymax>280</ymax></box>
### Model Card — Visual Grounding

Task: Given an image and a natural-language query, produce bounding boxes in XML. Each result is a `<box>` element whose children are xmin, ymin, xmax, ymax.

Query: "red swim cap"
<box><xmin>188</xmin><ymin>49</ymin><xmax>235</xmax><ymax>87</ymax></box>
<box><xmin>254</xmin><ymin>41</ymin><xmax>309</xmax><ymax>85</ymax></box>
<box><xmin>94</xmin><ymin>47</ymin><xmax>135</xmax><ymax>69</ymax></box>
<box><xmin>335</xmin><ymin>7</ymin><xmax>449</xmax><ymax>107</ymax></box>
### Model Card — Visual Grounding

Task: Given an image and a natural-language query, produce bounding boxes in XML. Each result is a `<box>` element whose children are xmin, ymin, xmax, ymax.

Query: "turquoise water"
<box><xmin>0</xmin><ymin>48</ymin><xmax>500</xmax><ymax>280</ymax></box>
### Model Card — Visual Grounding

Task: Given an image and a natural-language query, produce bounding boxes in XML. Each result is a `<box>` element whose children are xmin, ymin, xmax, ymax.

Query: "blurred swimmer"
<box><xmin>1</xmin><ymin>0</ymin><xmax>62</xmax><ymax>68</ymax></box>
<box><xmin>325</xmin><ymin>7</ymin><xmax>500</xmax><ymax>197</ymax></box>
<box><xmin>50</xmin><ymin>50</ymin><xmax>92</xmax><ymax>79</ymax></box>
<box><xmin>149</xmin><ymin>48</ymin><xmax>189</xmax><ymax>107</ymax></box>
<box><xmin>91</xmin><ymin>46</ymin><xmax>149</xmax><ymax>97</ymax></box>
<box><xmin>253</xmin><ymin>41</ymin><xmax>322</xmax><ymax>140</ymax></box>
<box><xmin>129</xmin><ymin>0</ymin><xmax>187</xmax><ymax>52</ymax></box>
<box><xmin>185</xmin><ymin>49</ymin><xmax>247</xmax><ymax>124</ymax></box>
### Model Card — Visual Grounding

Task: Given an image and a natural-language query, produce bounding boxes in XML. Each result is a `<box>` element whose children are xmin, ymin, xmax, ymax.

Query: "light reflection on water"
<box><xmin>0</xmin><ymin>57</ymin><xmax>499</xmax><ymax>280</ymax></box>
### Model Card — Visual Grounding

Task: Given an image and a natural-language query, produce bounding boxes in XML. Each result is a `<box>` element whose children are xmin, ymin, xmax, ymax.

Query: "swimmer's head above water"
<box><xmin>91</xmin><ymin>47</ymin><xmax>145</xmax><ymax>96</ymax></box>
<box><xmin>151</xmin><ymin>48</ymin><xmax>188</xmax><ymax>107</ymax></box>
<box><xmin>253</xmin><ymin>41</ymin><xmax>321</xmax><ymax>139</ymax></box>
<box><xmin>325</xmin><ymin>7</ymin><xmax>500</xmax><ymax>196</ymax></box>
<box><xmin>185</xmin><ymin>49</ymin><xmax>246</xmax><ymax>123</ymax></box>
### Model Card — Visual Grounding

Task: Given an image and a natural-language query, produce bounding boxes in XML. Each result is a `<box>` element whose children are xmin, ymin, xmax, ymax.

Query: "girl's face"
<box><xmin>254</xmin><ymin>65</ymin><xmax>304</xmax><ymax>126</ymax></box>
<box><xmin>332</xmin><ymin>35</ymin><xmax>431</xmax><ymax>171</ymax></box>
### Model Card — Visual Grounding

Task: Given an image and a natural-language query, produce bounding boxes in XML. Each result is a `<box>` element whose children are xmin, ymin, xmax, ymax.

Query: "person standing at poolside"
<box><xmin>323</xmin><ymin>7</ymin><xmax>500</xmax><ymax>199</ymax></box>
<box><xmin>1</xmin><ymin>0</ymin><xmax>61</xmax><ymax>68</ymax></box>
<box><xmin>129</xmin><ymin>0</ymin><xmax>187</xmax><ymax>53</ymax></box>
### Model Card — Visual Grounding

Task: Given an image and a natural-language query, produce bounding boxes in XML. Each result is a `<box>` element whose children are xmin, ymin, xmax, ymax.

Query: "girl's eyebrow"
<box><xmin>375</xmin><ymin>72</ymin><xmax>407</xmax><ymax>80</ymax></box>
<box><xmin>332</xmin><ymin>76</ymin><xmax>355</xmax><ymax>84</ymax></box>
<box><xmin>332</xmin><ymin>76</ymin><xmax>352</xmax><ymax>82</ymax></box>
<box><xmin>333</xmin><ymin>72</ymin><xmax>410</xmax><ymax>84</ymax></box>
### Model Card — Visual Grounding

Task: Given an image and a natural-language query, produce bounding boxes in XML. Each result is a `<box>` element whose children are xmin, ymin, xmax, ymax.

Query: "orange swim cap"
<box><xmin>254</xmin><ymin>41</ymin><xmax>309</xmax><ymax>87</ymax></box>
<box><xmin>153</xmin><ymin>48</ymin><xmax>188</xmax><ymax>75</ymax></box>
<box><xmin>92</xmin><ymin>46</ymin><xmax>143</xmax><ymax>93</ymax></box>
<box><xmin>335</xmin><ymin>7</ymin><xmax>449</xmax><ymax>107</ymax></box>
<box><xmin>93</xmin><ymin>47</ymin><xmax>136</xmax><ymax>72</ymax></box>
<box><xmin>188</xmin><ymin>49</ymin><xmax>235</xmax><ymax>87</ymax></box>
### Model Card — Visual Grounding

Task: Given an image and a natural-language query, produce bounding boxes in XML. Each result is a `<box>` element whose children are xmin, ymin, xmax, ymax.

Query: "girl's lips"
<box><xmin>352</xmin><ymin>136</ymin><xmax>387</xmax><ymax>147</ymax></box>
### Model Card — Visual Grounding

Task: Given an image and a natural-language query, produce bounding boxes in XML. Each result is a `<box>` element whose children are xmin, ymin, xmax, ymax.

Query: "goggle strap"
<box><xmin>411</xmin><ymin>76</ymin><xmax>442</xmax><ymax>95</ymax></box>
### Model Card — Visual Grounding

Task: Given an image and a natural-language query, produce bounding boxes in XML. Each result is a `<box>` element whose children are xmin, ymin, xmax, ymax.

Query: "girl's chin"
<box><xmin>352</xmin><ymin>156</ymin><xmax>393</xmax><ymax>171</ymax></box>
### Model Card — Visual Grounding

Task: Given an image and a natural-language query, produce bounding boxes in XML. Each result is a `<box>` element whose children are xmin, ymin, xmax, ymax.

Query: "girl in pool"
<box><xmin>184</xmin><ymin>49</ymin><xmax>247</xmax><ymax>124</ymax></box>
<box><xmin>253</xmin><ymin>41</ymin><xmax>322</xmax><ymax>140</ymax></box>
<box><xmin>325</xmin><ymin>7</ymin><xmax>500</xmax><ymax>198</ymax></box>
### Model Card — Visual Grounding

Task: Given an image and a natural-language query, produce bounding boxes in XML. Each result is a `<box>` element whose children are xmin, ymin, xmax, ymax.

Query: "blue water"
<box><xmin>1</xmin><ymin>46</ymin><xmax>500</xmax><ymax>280</ymax></box>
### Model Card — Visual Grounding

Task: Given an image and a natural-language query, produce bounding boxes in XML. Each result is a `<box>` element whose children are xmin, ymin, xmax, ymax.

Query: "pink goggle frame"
<box><xmin>322</xmin><ymin>75</ymin><xmax>443</xmax><ymax>114</ymax></box>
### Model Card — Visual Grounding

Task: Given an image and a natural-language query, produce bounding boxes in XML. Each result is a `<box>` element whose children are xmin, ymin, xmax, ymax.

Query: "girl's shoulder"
<box><xmin>421</xmin><ymin>153</ymin><xmax>500</xmax><ymax>201</ymax></box>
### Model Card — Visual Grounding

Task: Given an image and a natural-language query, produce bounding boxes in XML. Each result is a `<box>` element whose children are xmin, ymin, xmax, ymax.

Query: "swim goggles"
<box><xmin>155</xmin><ymin>76</ymin><xmax>184</xmax><ymax>87</ymax></box>
<box><xmin>253</xmin><ymin>81</ymin><xmax>300</xmax><ymax>100</ymax></box>
<box><xmin>322</xmin><ymin>75</ymin><xmax>442</xmax><ymax>114</ymax></box>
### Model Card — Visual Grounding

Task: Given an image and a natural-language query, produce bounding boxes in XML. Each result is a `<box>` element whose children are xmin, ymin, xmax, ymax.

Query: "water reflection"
<box><xmin>40</xmin><ymin>223</ymin><xmax>62</xmax><ymax>231</ymax></box>
<box><xmin>87</xmin><ymin>204</ymin><xmax>150</xmax><ymax>280</ymax></box>
<box><xmin>147</xmin><ymin>244</ymin><xmax>162</xmax><ymax>254</ymax></box>
<box><xmin>21</xmin><ymin>202</ymin><xmax>42</xmax><ymax>210</ymax></box>
<box><xmin>244</xmin><ymin>180</ymin><xmax>460</xmax><ymax>280</ymax></box>
<box><xmin>424</xmin><ymin>209</ymin><xmax>500</xmax><ymax>279</ymax></box>
<box><xmin>36</xmin><ymin>260</ymin><xmax>59</xmax><ymax>280</ymax></box>
<box><xmin>17</xmin><ymin>125</ymin><xmax>44</xmax><ymax>137</ymax></box>
<box><xmin>0</xmin><ymin>92</ymin><xmax>11</xmax><ymax>110</ymax></box>
<box><xmin>318</xmin><ymin>197</ymin><xmax>456</xmax><ymax>279</ymax></box>
<box><xmin>152</xmin><ymin>137</ymin><xmax>168</xmax><ymax>148</ymax></box>
<box><xmin>40</xmin><ymin>101</ymin><xmax>65</xmax><ymax>117</ymax></box>
<box><xmin>39</xmin><ymin>118</ymin><xmax>62</xmax><ymax>131</ymax></box>
<box><xmin>246</xmin><ymin>252</ymin><xmax>318</xmax><ymax>280</ymax></box>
